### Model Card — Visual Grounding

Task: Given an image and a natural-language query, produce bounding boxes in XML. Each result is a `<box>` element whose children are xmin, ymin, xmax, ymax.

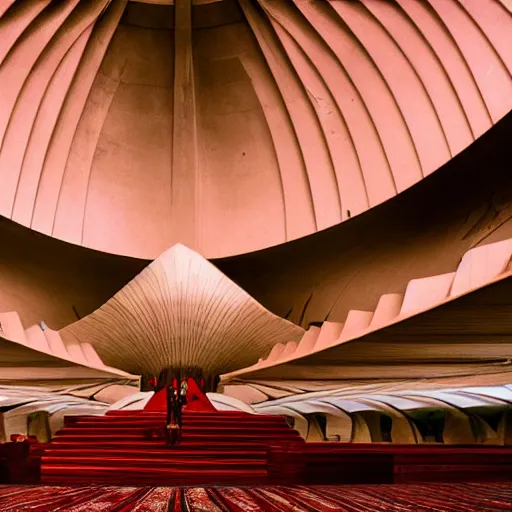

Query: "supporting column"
<box><xmin>172</xmin><ymin>0</ymin><xmax>198</xmax><ymax>248</ymax></box>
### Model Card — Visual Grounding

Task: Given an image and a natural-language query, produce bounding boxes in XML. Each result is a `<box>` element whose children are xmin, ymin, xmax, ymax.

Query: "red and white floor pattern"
<box><xmin>0</xmin><ymin>483</ymin><xmax>511</xmax><ymax>511</ymax></box>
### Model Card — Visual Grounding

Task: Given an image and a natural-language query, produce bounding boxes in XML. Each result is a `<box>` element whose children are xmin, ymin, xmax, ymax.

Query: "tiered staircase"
<box><xmin>40</xmin><ymin>410</ymin><xmax>302</xmax><ymax>485</ymax></box>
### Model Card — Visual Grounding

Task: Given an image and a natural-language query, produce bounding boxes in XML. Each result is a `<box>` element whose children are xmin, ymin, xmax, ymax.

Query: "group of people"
<box><xmin>165</xmin><ymin>379</ymin><xmax>188</xmax><ymax>446</ymax></box>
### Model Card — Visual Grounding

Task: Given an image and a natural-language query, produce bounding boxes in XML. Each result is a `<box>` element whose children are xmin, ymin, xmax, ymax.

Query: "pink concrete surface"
<box><xmin>0</xmin><ymin>0</ymin><xmax>15</xmax><ymax>18</ymax></box>
<box><xmin>450</xmin><ymin>238</ymin><xmax>512</xmax><ymax>297</ymax></box>
<box><xmin>281</xmin><ymin>340</ymin><xmax>298</xmax><ymax>359</ymax></box>
<box><xmin>369</xmin><ymin>293</ymin><xmax>403</xmax><ymax>330</ymax></box>
<box><xmin>429</xmin><ymin>0</ymin><xmax>512</xmax><ymax>122</ymax></box>
<box><xmin>4</xmin><ymin>5</ymin><xmax>101</xmax><ymax>222</ymax></box>
<box><xmin>12</xmin><ymin>29</ymin><xmax>92</xmax><ymax>227</ymax></box>
<box><xmin>363</xmin><ymin>0</ymin><xmax>472</xmax><ymax>157</ymax></box>
<box><xmin>79</xmin><ymin>17</ymin><xmax>173</xmax><ymax>256</ymax></box>
<box><xmin>265</xmin><ymin>342</ymin><xmax>286</xmax><ymax>363</ymax></box>
<box><xmin>292</xmin><ymin>0</ymin><xmax>400</xmax><ymax>206</ymax></box>
<box><xmin>30</xmin><ymin>0</ymin><xmax>126</xmax><ymax>238</ymax></box>
<box><xmin>0</xmin><ymin>0</ymin><xmax>510</xmax><ymax>259</ymax></box>
<box><xmin>314</xmin><ymin>322</ymin><xmax>344</xmax><ymax>352</ymax></box>
<box><xmin>0</xmin><ymin>1</ymin><xmax>51</xmax><ymax>65</ymax></box>
<box><xmin>396</xmin><ymin>0</ymin><xmax>492</xmax><ymax>137</ymax></box>
<box><xmin>331</xmin><ymin>0</ymin><xmax>450</xmax><ymax>176</ymax></box>
<box><xmin>293</xmin><ymin>326</ymin><xmax>321</xmax><ymax>358</ymax></box>
<box><xmin>399</xmin><ymin>272</ymin><xmax>456</xmax><ymax>317</ymax></box>
<box><xmin>25</xmin><ymin>325</ymin><xmax>51</xmax><ymax>353</ymax></box>
<box><xmin>339</xmin><ymin>310</ymin><xmax>373</xmax><ymax>339</ymax></box>
<box><xmin>0</xmin><ymin>311</ymin><xmax>25</xmax><ymax>343</ymax></box>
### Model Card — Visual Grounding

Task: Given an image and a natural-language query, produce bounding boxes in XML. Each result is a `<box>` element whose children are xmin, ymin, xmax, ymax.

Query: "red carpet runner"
<box><xmin>40</xmin><ymin>410</ymin><xmax>302</xmax><ymax>485</ymax></box>
<box><xmin>144</xmin><ymin>379</ymin><xmax>217</xmax><ymax>413</ymax></box>
<box><xmin>1</xmin><ymin>483</ymin><xmax>512</xmax><ymax>511</ymax></box>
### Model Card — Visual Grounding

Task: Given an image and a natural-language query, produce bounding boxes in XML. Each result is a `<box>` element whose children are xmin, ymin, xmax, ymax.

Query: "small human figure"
<box><xmin>166</xmin><ymin>379</ymin><xmax>181</xmax><ymax>446</ymax></box>
<box><xmin>175</xmin><ymin>379</ymin><xmax>188</xmax><ymax>428</ymax></box>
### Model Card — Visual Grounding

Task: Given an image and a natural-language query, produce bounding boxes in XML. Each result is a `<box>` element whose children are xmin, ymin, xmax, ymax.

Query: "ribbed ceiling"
<box><xmin>0</xmin><ymin>0</ymin><xmax>511</xmax><ymax>259</ymax></box>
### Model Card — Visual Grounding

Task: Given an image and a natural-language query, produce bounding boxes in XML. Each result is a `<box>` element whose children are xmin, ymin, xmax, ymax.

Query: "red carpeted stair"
<box><xmin>40</xmin><ymin>410</ymin><xmax>302</xmax><ymax>486</ymax></box>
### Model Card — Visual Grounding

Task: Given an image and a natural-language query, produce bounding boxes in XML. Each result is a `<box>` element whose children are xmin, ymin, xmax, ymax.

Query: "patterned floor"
<box><xmin>0</xmin><ymin>483</ymin><xmax>511</xmax><ymax>511</ymax></box>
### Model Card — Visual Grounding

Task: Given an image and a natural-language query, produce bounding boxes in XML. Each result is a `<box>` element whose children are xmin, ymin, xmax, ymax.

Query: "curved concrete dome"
<box><xmin>1</xmin><ymin>0</ymin><xmax>512</xmax><ymax>259</ymax></box>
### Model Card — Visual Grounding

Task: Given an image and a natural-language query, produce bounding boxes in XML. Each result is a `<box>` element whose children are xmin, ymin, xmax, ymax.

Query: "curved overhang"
<box><xmin>221</xmin><ymin>267</ymin><xmax>512</xmax><ymax>382</ymax></box>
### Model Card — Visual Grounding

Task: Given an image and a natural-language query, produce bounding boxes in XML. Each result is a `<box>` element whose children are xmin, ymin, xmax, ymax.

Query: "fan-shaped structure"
<box><xmin>60</xmin><ymin>244</ymin><xmax>304</xmax><ymax>376</ymax></box>
<box><xmin>0</xmin><ymin>0</ymin><xmax>511</xmax><ymax>258</ymax></box>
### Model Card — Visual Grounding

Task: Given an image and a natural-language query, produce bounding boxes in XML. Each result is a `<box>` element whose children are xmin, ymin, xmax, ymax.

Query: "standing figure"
<box><xmin>176</xmin><ymin>379</ymin><xmax>188</xmax><ymax>429</ymax></box>
<box><xmin>166</xmin><ymin>380</ymin><xmax>181</xmax><ymax>446</ymax></box>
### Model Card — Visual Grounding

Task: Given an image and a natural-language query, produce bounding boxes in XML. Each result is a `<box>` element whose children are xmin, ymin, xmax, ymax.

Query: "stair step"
<box><xmin>90</xmin><ymin>413</ymin><xmax>283</xmax><ymax>419</ymax></box>
<box><xmin>42</xmin><ymin>456</ymin><xmax>267</xmax><ymax>468</ymax></box>
<box><xmin>42</xmin><ymin>448</ymin><xmax>267</xmax><ymax>458</ymax></box>
<box><xmin>52</xmin><ymin>434</ymin><xmax>301</xmax><ymax>443</ymax></box>
<box><xmin>98</xmin><ymin>419</ymin><xmax>277</xmax><ymax>425</ymax></box>
<box><xmin>106</xmin><ymin>411</ymin><xmax>274</xmax><ymax>417</ymax></box>
<box><xmin>41</xmin><ymin>465</ymin><xmax>268</xmax><ymax>485</ymax></box>
<box><xmin>41</xmin><ymin>465</ymin><xmax>267</xmax><ymax>475</ymax></box>
<box><xmin>42</xmin><ymin>476</ymin><xmax>268</xmax><ymax>486</ymax></box>
<box><xmin>66</xmin><ymin>419</ymin><xmax>287</xmax><ymax>427</ymax></box>
<box><xmin>49</xmin><ymin>440</ymin><xmax>299</xmax><ymax>449</ymax></box>
<box><xmin>56</xmin><ymin>427</ymin><xmax>292</xmax><ymax>435</ymax></box>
